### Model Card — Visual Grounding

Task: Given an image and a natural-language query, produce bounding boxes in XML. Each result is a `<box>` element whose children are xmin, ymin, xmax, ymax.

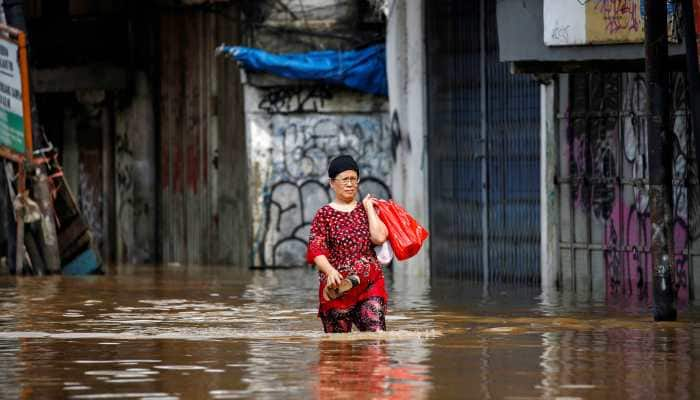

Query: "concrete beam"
<box><xmin>32</xmin><ymin>65</ymin><xmax>126</xmax><ymax>93</ymax></box>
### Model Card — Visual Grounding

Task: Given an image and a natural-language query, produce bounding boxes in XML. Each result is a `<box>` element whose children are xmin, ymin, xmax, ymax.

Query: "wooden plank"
<box><xmin>24</xmin><ymin>229</ymin><xmax>46</xmax><ymax>274</ymax></box>
<box><xmin>61</xmin><ymin>232</ymin><xmax>91</xmax><ymax>264</ymax></box>
<box><xmin>160</xmin><ymin>14</ymin><xmax>173</xmax><ymax>263</ymax></box>
<box><xmin>208</xmin><ymin>11</ymin><xmax>219</xmax><ymax>264</ymax></box>
<box><xmin>58</xmin><ymin>216</ymin><xmax>88</xmax><ymax>254</ymax></box>
<box><xmin>199</xmin><ymin>11</ymin><xmax>211</xmax><ymax>264</ymax></box>
<box><xmin>159</xmin><ymin>14</ymin><xmax>169</xmax><ymax>262</ymax></box>
<box><xmin>215</xmin><ymin>4</ymin><xmax>248</xmax><ymax>266</ymax></box>
<box><xmin>172</xmin><ymin>13</ymin><xmax>187</xmax><ymax>264</ymax></box>
<box><xmin>181</xmin><ymin>12</ymin><xmax>200</xmax><ymax>264</ymax></box>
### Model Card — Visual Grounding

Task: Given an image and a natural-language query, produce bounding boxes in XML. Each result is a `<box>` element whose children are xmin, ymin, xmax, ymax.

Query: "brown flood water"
<box><xmin>0</xmin><ymin>265</ymin><xmax>698</xmax><ymax>399</ymax></box>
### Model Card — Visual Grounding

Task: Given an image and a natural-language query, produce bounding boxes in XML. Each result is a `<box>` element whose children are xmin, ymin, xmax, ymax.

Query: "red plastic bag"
<box><xmin>374</xmin><ymin>199</ymin><xmax>429</xmax><ymax>261</ymax></box>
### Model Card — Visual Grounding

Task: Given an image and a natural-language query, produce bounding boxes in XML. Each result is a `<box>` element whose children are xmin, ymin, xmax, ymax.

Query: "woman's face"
<box><xmin>330</xmin><ymin>170</ymin><xmax>359</xmax><ymax>202</ymax></box>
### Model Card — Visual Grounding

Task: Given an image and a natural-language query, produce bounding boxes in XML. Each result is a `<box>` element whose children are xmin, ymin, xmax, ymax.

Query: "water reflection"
<box><xmin>315</xmin><ymin>340</ymin><xmax>429</xmax><ymax>399</ymax></box>
<box><xmin>540</xmin><ymin>327</ymin><xmax>696</xmax><ymax>400</ymax></box>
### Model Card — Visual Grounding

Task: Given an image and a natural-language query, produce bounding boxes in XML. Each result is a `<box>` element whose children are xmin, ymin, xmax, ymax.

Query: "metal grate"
<box><xmin>557</xmin><ymin>72</ymin><xmax>698</xmax><ymax>303</ymax></box>
<box><xmin>426</xmin><ymin>0</ymin><xmax>541</xmax><ymax>284</ymax></box>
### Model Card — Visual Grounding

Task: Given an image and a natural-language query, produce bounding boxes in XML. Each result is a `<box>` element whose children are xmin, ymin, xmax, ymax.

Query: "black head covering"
<box><xmin>328</xmin><ymin>155</ymin><xmax>359</xmax><ymax>179</ymax></box>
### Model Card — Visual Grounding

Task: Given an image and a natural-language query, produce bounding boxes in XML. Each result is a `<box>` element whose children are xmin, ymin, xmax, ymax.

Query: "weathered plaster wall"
<box><xmin>246</xmin><ymin>87</ymin><xmax>390</xmax><ymax>267</ymax></box>
<box><xmin>386</xmin><ymin>0</ymin><xmax>430</xmax><ymax>276</ymax></box>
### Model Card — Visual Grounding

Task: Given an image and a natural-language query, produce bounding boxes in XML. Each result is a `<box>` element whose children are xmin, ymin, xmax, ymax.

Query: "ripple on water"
<box><xmin>154</xmin><ymin>365</ymin><xmax>208</xmax><ymax>371</ymax></box>
<box><xmin>75</xmin><ymin>360</ymin><xmax>161</xmax><ymax>364</ymax></box>
<box><xmin>63</xmin><ymin>386</ymin><xmax>91</xmax><ymax>391</ymax></box>
<box><xmin>209</xmin><ymin>389</ymin><xmax>251</xmax><ymax>399</ymax></box>
<box><xmin>68</xmin><ymin>393</ymin><xmax>173</xmax><ymax>399</ymax></box>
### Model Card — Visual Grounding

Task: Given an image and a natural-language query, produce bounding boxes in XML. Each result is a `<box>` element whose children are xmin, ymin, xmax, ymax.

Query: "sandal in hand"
<box><xmin>323</xmin><ymin>275</ymin><xmax>361</xmax><ymax>301</ymax></box>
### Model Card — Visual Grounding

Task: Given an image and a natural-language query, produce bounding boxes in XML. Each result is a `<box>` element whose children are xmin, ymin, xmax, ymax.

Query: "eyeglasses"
<box><xmin>333</xmin><ymin>177</ymin><xmax>360</xmax><ymax>185</ymax></box>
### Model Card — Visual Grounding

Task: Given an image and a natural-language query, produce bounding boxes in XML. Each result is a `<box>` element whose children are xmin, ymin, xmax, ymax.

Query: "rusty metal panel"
<box><xmin>426</xmin><ymin>0</ymin><xmax>541</xmax><ymax>283</ymax></box>
<box><xmin>160</xmin><ymin>7</ymin><xmax>246</xmax><ymax>266</ymax></box>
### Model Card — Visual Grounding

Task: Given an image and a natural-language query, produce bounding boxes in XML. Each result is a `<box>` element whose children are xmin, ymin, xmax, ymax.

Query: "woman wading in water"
<box><xmin>307</xmin><ymin>155</ymin><xmax>389</xmax><ymax>333</ymax></box>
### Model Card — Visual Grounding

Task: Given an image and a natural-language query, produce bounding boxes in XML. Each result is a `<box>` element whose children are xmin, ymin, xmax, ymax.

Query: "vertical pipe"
<box><xmin>14</xmin><ymin>161</ymin><xmax>22</xmax><ymax>273</ymax></box>
<box><xmin>682</xmin><ymin>0</ymin><xmax>700</xmax><ymax>301</ymax></box>
<box><xmin>14</xmin><ymin>30</ymin><xmax>30</xmax><ymax>274</ymax></box>
<box><xmin>18</xmin><ymin>32</ymin><xmax>31</xmax><ymax>159</ymax></box>
<box><xmin>645</xmin><ymin>0</ymin><xmax>676</xmax><ymax>321</ymax></box>
<box><xmin>480</xmin><ymin>0</ymin><xmax>489</xmax><ymax>290</ymax></box>
<box><xmin>541</xmin><ymin>78</ymin><xmax>559</xmax><ymax>292</ymax></box>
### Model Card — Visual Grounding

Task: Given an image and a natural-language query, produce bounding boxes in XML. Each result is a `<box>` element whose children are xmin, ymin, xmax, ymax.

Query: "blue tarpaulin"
<box><xmin>217</xmin><ymin>44</ymin><xmax>387</xmax><ymax>96</ymax></box>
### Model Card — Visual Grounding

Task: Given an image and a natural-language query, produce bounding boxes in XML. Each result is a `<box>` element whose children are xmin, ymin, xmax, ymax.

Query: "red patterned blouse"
<box><xmin>306</xmin><ymin>203</ymin><xmax>388</xmax><ymax>315</ymax></box>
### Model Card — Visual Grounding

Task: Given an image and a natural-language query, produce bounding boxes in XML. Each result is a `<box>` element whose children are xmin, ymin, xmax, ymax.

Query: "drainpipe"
<box><xmin>645</xmin><ymin>0</ymin><xmax>677</xmax><ymax>321</ymax></box>
<box><xmin>3</xmin><ymin>0</ymin><xmax>61</xmax><ymax>274</ymax></box>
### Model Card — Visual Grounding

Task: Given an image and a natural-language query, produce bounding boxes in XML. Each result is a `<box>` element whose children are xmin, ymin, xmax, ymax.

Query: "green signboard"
<box><xmin>0</xmin><ymin>38</ymin><xmax>23</xmax><ymax>154</ymax></box>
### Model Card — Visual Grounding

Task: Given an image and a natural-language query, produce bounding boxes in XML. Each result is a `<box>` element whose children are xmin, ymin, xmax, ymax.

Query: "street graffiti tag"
<box><xmin>593</xmin><ymin>0</ymin><xmax>641</xmax><ymax>34</ymax></box>
<box><xmin>566</xmin><ymin>72</ymin><xmax>692</xmax><ymax>305</ymax></box>
<box><xmin>258</xmin><ymin>86</ymin><xmax>334</xmax><ymax>114</ymax></box>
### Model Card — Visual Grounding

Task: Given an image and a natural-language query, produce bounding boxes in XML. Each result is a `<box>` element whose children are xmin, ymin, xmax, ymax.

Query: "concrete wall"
<box><xmin>242</xmin><ymin>0</ymin><xmax>391</xmax><ymax>267</ymax></box>
<box><xmin>386</xmin><ymin>0</ymin><xmax>430</xmax><ymax>278</ymax></box>
<box><xmin>246</xmin><ymin>91</ymin><xmax>391</xmax><ymax>267</ymax></box>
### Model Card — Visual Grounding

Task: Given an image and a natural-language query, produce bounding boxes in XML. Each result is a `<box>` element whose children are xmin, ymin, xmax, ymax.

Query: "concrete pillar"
<box><xmin>540</xmin><ymin>78</ymin><xmax>559</xmax><ymax>293</ymax></box>
<box><xmin>387</xmin><ymin>0</ymin><xmax>430</xmax><ymax>279</ymax></box>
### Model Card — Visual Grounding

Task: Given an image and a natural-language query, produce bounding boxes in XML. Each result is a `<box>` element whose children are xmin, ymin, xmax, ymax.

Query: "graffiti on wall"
<box><xmin>258</xmin><ymin>86</ymin><xmax>334</xmax><ymax>114</ymax></box>
<box><xmin>567</xmin><ymin>72</ymin><xmax>693</xmax><ymax>305</ymax></box>
<box><xmin>544</xmin><ymin>0</ymin><xmax>676</xmax><ymax>46</ymax></box>
<box><xmin>251</xmin><ymin>114</ymin><xmax>392</xmax><ymax>267</ymax></box>
<box><xmin>115</xmin><ymin>130</ymin><xmax>135</xmax><ymax>262</ymax></box>
<box><xmin>79</xmin><ymin>162</ymin><xmax>103</xmax><ymax>252</ymax></box>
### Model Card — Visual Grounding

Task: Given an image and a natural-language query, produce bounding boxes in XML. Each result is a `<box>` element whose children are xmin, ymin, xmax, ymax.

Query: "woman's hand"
<box><xmin>325</xmin><ymin>268</ymin><xmax>343</xmax><ymax>289</ymax></box>
<box><xmin>362</xmin><ymin>194</ymin><xmax>376</xmax><ymax>210</ymax></box>
<box><xmin>364</xmin><ymin>194</ymin><xmax>388</xmax><ymax>245</ymax></box>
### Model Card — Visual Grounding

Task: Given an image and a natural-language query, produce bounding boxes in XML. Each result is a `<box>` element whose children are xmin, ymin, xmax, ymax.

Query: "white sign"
<box><xmin>543</xmin><ymin>0</ymin><xmax>586</xmax><ymax>46</ymax></box>
<box><xmin>544</xmin><ymin>0</ymin><xmax>675</xmax><ymax>47</ymax></box>
<box><xmin>0</xmin><ymin>37</ymin><xmax>23</xmax><ymax>154</ymax></box>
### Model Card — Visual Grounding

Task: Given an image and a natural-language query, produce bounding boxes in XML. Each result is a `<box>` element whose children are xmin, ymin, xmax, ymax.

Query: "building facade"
<box><xmin>239</xmin><ymin>0</ymin><xmax>393</xmax><ymax>268</ymax></box>
<box><xmin>387</xmin><ymin>0</ymin><xmax>542</xmax><ymax>284</ymax></box>
<box><xmin>498</xmin><ymin>0</ymin><xmax>700</xmax><ymax>303</ymax></box>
